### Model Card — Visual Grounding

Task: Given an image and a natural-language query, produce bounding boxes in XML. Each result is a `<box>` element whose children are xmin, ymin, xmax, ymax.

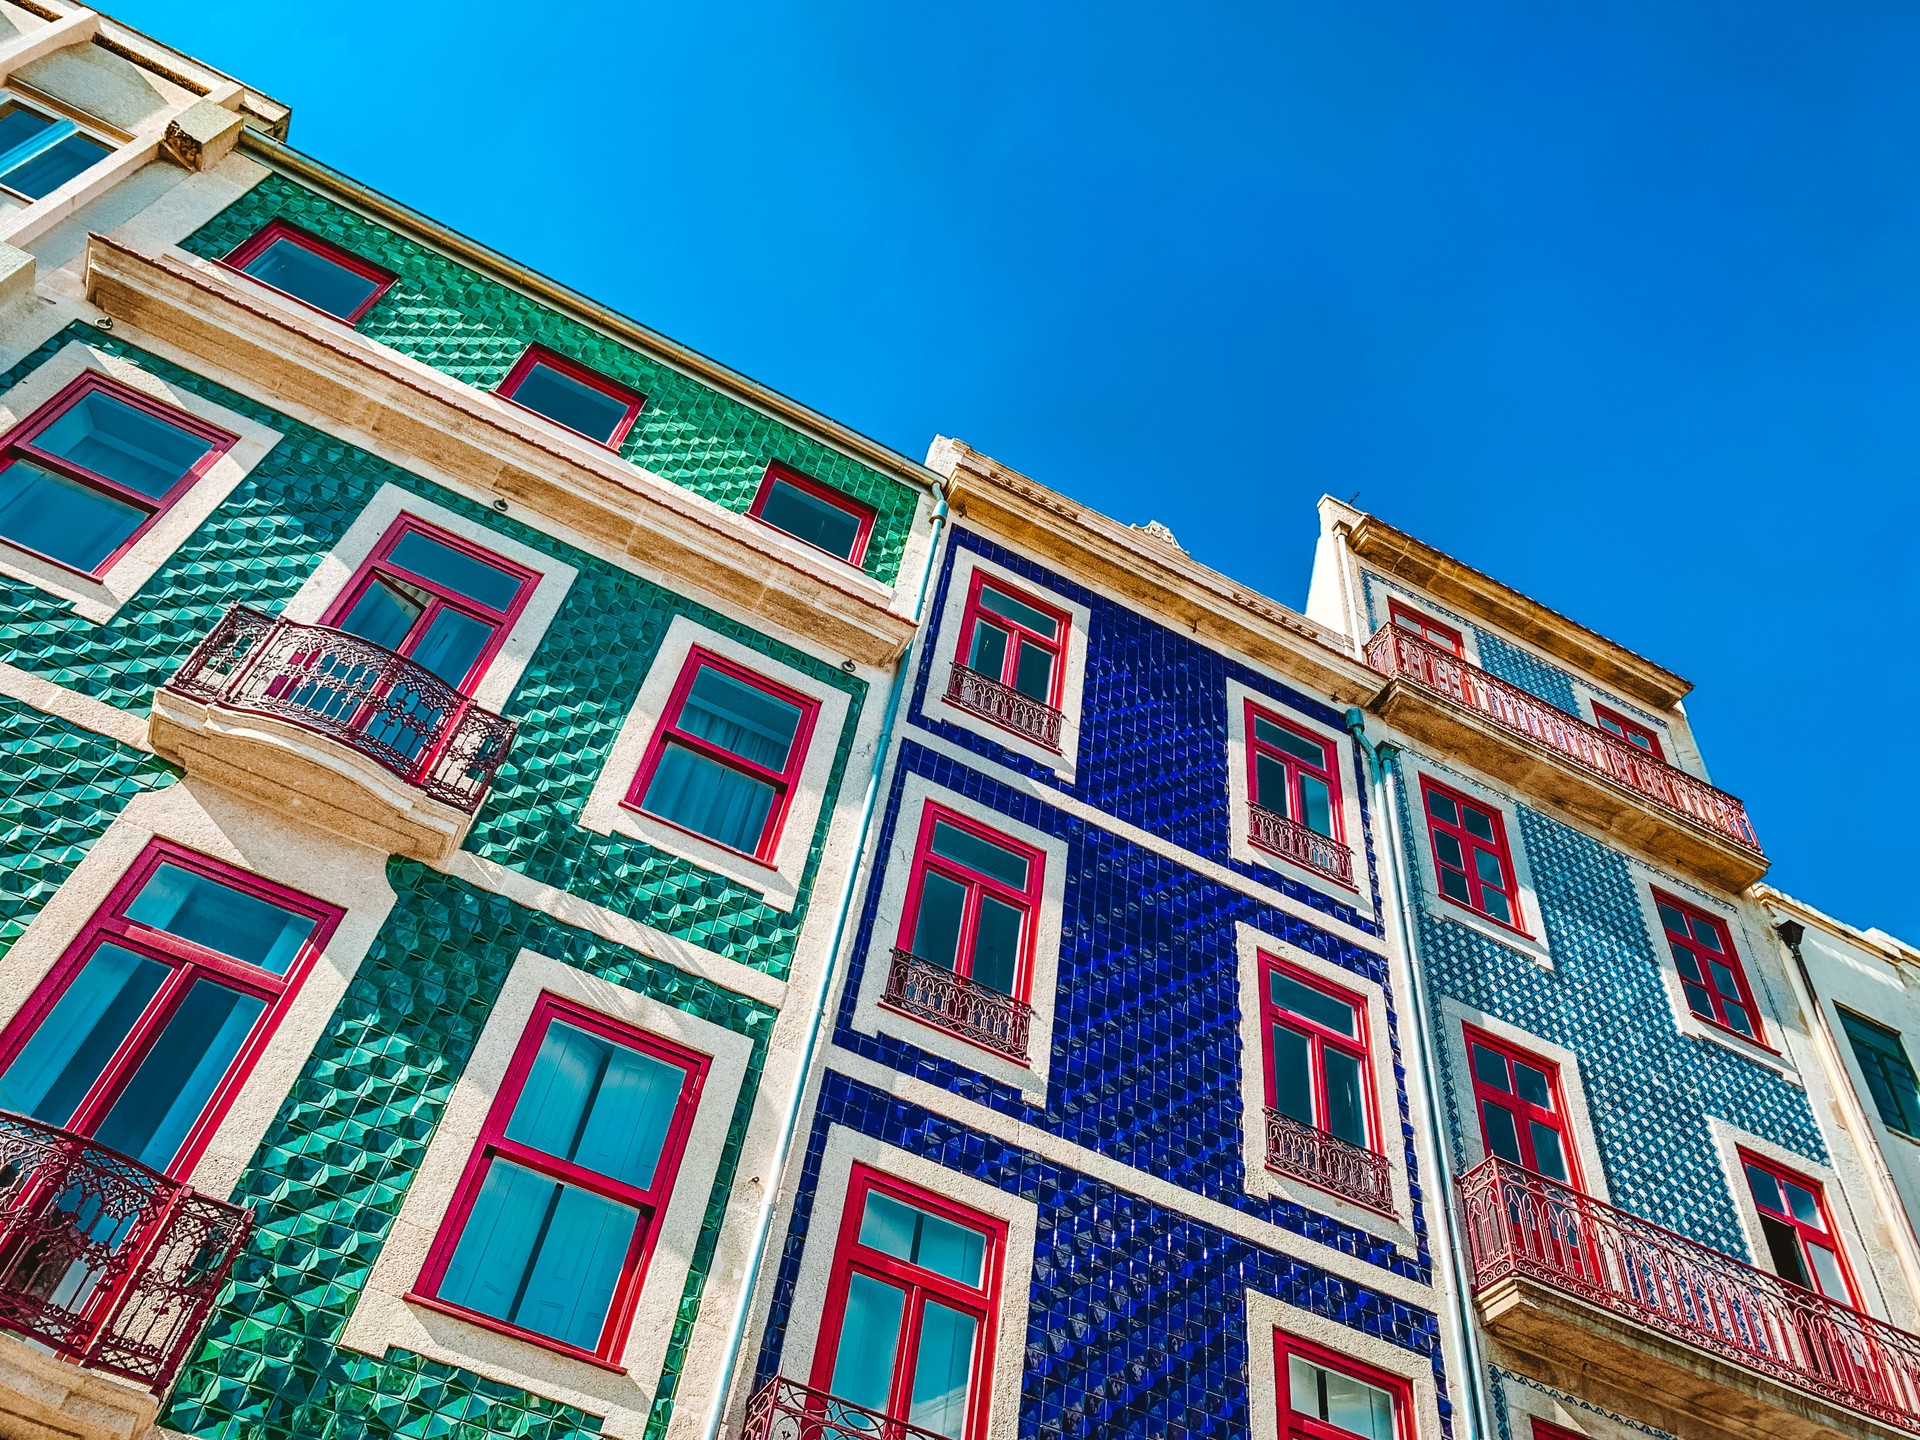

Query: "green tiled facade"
<box><xmin>180</xmin><ymin>171</ymin><xmax>921</xmax><ymax>585</ymax></box>
<box><xmin>0</xmin><ymin>324</ymin><xmax>865</xmax><ymax>979</ymax></box>
<box><xmin>161</xmin><ymin>861</ymin><xmax>775</xmax><ymax>1440</ymax></box>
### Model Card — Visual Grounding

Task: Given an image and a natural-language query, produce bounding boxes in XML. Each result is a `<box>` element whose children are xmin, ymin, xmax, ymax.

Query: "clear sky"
<box><xmin>111</xmin><ymin>2</ymin><xmax>1920</xmax><ymax>939</ymax></box>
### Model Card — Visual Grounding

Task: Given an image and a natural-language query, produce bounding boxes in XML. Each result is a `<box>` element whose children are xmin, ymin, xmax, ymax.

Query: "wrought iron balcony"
<box><xmin>151</xmin><ymin>606</ymin><xmax>517</xmax><ymax>860</ymax></box>
<box><xmin>883</xmin><ymin>948</ymin><xmax>1033</xmax><ymax>1063</ymax></box>
<box><xmin>1265</xmin><ymin>1109</ymin><xmax>1393</xmax><ymax>1214</ymax></box>
<box><xmin>944</xmin><ymin>663</ymin><xmax>1064</xmax><ymax>751</ymax></box>
<box><xmin>1460</xmin><ymin>1157</ymin><xmax>1920</xmax><ymax>1437</ymax></box>
<box><xmin>0</xmin><ymin>1111</ymin><xmax>251</xmax><ymax>1393</ymax></box>
<box><xmin>1248</xmin><ymin>805</ymin><xmax>1355</xmax><ymax>887</ymax></box>
<box><xmin>742</xmin><ymin>1376</ymin><xmax>956</xmax><ymax>1440</ymax></box>
<box><xmin>1363</xmin><ymin>624</ymin><xmax>1766</xmax><ymax>888</ymax></box>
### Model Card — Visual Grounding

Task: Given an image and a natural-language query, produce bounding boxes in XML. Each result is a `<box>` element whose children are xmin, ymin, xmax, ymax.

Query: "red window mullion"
<box><xmin>1465</xmin><ymin>1026</ymin><xmax>1580</xmax><ymax>1186</ymax></box>
<box><xmin>958</xmin><ymin>571</ymin><xmax>1068</xmax><ymax>706</ymax></box>
<box><xmin>897</xmin><ymin>805</ymin><xmax>1044</xmax><ymax>1001</ymax></box>
<box><xmin>1260</xmin><ymin>956</ymin><xmax>1376</xmax><ymax>1149</ymax></box>
<box><xmin>1275</xmin><ymin>1331</ymin><xmax>1411</xmax><ymax>1440</ymax></box>
<box><xmin>1742</xmin><ymin>1150</ymin><xmax>1860</xmax><ymax>1305</ymax></box>
<box><xmin>10</xmin><ymin>445</ymin><xmax>191</xmax><ymax>512</ymax></box>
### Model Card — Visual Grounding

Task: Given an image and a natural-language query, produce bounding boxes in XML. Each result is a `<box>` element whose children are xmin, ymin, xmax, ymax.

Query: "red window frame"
<box><xmin>1259</xmin><ymin>952</ymin><xmax>1377</xmax><ymax>1151</ymax></box>
<box><xmin>1740</xmin><ymin>1150</ymin><xmax>1860</xmax><ymax>1306</ymax></box>
<box><xmin>0</xmin><ymin>839</ymin><xmax>339</xmax><ymax>1180</ymax></box>
<box><xmin>1246</xmin><ymin>703</ymin><xmax>1345</xmax><ymax>843</ymax></box>
<box><xmin>1591</xmin><ymin>702</ymin><xmax>1665</xmax><ymax>761</ymax></box>
<box><xmin>411</xmin><ymin>992</ymin><xmax>710</xmax><ymax>1368</ymax></box>
<box><xmin>496</xmin><ymin>344</ymin><xmax>646</xmax><ymax>448</ymax></box>
<box><xmin>747</xmin><ymin>461</ymin><xmax>876</xmax><ymax>567</ymax></box>
<box><xmin>1273</xmin><ymin>1330</ymin><xmax>1410</xmax><ymax>1440</ymax></box>
<box><xmin>895</xmin><ymin>803</ymin><xmax>1046</xmax><ymax>1005</ymax></box>
<box><xmin>1420</xmin><ymin>778</ymin><xmax>1526</xmax><ymax>935</ymax></box>
<box><xmin>1464</xmin><ymin>1026</ymin><xmax>1582</xmax><ymax>1187</ymax></box>
<box><xmin>1388</xmin><ymin>600</ymin><xmax>1464</xmax><ymax>657</ymax></box>
<box><xmin>1653</xmin><ymin>890</ymin><xmax>1766</xmax><ymax>1046</ymax></box>
<box><xmin>954</xmin><ymin>570</ymin><xmax>1070</xmax><ymax>711</ymax></box>
<box><xmin>218</xmin><ymin>218</ymin><xmax>398</xmax><ymax>324</ymax></box>
<box><xmin>319</xmin><ymin>513</ymin><xmax>541</xmax><ymax>694</ymax></box>
<box><xmin>0</xmin><ymin>371</ymin><xmax>236</xmax><ymax>578</ymax></box>
<box><xmin>1529</xmin><ymin>1423</ymin><xmax>1586</xmax><ymax>1440</ymax></box>
<box><xmin>810</xmin><ymin>1165</ymin><xmax>1006</xmax><ymax>1440</ymax></box>
<box><xmin>623</xmin><ymin>647</ymin><xmax>821</xmax><ymax>863</ymax></box>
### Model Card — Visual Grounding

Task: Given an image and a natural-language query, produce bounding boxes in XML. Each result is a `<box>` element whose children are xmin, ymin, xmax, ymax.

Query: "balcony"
<box><xmin>882</xmin><ymin>949</ymin><xmax>1034</xmax><ymax>1063</ymax></box>
<box><xmin>1363</xmin><ymin>625</ymin><xmax>1767</xmax><ymax>889</ymax></box>
<box><xmin>1248</xmin><ymin>805</ymin><xmax>1355</xmax><ymax>887</ymax></box>
<box><xmin>944</xmin><ymin>663</ymin><xmax>1064</xmax><ymax>751</ymax></box>
<box><xmin>1265</xmin><ymin>1109</ymin><xmax>1394</xmax><ymax>1214</ymax></box>
<box><xmin>150</xmin><ymin>605</ymin><xmax>517</xmax><ymax>862</ymax></box>
<box><xmin>1460</xmin><ymin>1157</ymin><xmax>1920</xmax><ymax>1440</ymax></box>
<box><xmin>742</xmin><ymin>1376</ymin><xmax>955</xmax><ymax>1440</ymax></box>
<box><xmin>0</xmin><ymin>1113</ymin><xmax>250</xmax><ymax>1438</ymax></box>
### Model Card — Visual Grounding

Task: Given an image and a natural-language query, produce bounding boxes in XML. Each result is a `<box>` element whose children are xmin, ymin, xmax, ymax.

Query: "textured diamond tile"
<box><xmin>178</xmin><ymin>174</ymin><xmax>919</xmax><ymax>585</ymax></box>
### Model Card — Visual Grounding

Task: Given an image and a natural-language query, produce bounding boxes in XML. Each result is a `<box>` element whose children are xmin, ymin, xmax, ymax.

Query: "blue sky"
<box><xmin>115</xmin><ymin>3</ymin><xmax>1920</xmax><ymax>937</ymax></box>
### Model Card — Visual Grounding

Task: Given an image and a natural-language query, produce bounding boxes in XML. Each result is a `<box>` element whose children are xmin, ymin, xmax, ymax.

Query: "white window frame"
<box><xmin>338</xmin><ymin>947</ymin><xmax>754</xmax><ymax>1440</ymax></box>
<box><xmin>922</xmin><ymin>549</ymin><xmax>1090</xmax><ymax>781</ymax></box>
<box><xmin>0</xmin><ymin>340</ymin><xmax>282</xmax><ymax>623</ymax></box>
<box><xmin>848</xmin><ymin>771</ymin><xmax>1068</xmax><ymax>1102</ymax></box>
<box><xmin>774</xmin><ymin>1124</ymin><xmax>1037</xmax><ymax>1440</ymax></box>
<box><xmin>579</xmin><ymin>613</ymin><xmax>850</xmax><ymax>912</ymax></box>
<box><xmin>1225</xmin><ymin>679</ymin><xmax>1366</xmax><ymax>898</ymax></box>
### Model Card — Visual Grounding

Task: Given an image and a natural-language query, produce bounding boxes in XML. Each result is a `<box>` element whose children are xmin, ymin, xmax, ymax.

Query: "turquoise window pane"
<box><xmin>680</xmin><ymin>667</ymin><xmax>802</xmax><ymax>770</ymax></box>
<box><xmin>124</xmin><ymin>863</ymin><xmax>315</xmax><ymax>973</ymax></box>
<box><xmin>1268</xmin><ymin>971</ymin><xmax>1358</xmax><ymax>1037</ymax></box>
<box><xmin>92</xmin><ymin>979</ymin><xmax>265</xmax><ymax>1170</ymax></box>
<box><xmin>3</xmin><ymin>130</ymin><xmax>108</xmax><ymax>199</ymax></box>
<box><xmin>504</xmin><ymin>1020</ymin><xmax>684</xmax><ymax>1190</ymax></box>
<box><xmin>0</xmin><ymin>457</ymin><xmax>143</xmax><ymax>572</ymax></box>
<box><xmin>909</xmin><ymin>1301</ymin><xmax>977</xmax><ymax>1439</ymax></box>
<box><xmin>241</xmin><ymin>237</ymin><xmax>383</xmax><ymax>319</ymax></box>
<box><xmin>977</xmin><ymin>584</ymin><xmax>1058</xmax><ymax>639</ymax></box>
<box><xmin>969</xmin><ymin>894</ymin><xmax>1022</xmax><ymax>995</ymax></box>
<box><xmin>337</xmin><ymin>575</ymin><xmax>427</xmax><ymax>650</ymax></box>
<box><xmin>1323</xmin><ymin>1047</ymin><xmax>1368</xmax><ymax>1147</ymax></box>
<box><xmin>1288</xmin><ymin>1355</ymin><xmax>1396</xmax><ymax>1440</ymax></box>
<box><xmin>0</xmin><ymin>943</ymin><xmax>167</xmax><ymax>1125</ymax></box>
<box><xmin>1298</xmin><ymin>774</ymin><xmax>1334</xmax><ymax>836</ymax></box>
<box><xmin>929</xmin><ymin>821</ymin><xmax>1028</xmax><ymax>889</ymax></box>
<box><xmin>640</xmin><ymin>742</ymin><xmax>777</xmax><ymax>851</ymax></box>
<box><xmin>437</xmin><ymin>1158</ymin><xmax>637</xmax><ymax>1350</ymax></box>
<box><xmin>828</xmin><ymin>1273</ymin><xmax>906</xmax><ymax>1415</ymax></box>
<box><xmin>1269</xmin><ymin>1023</ymin><xmax>1314</xmax><ymax>1126</ymax></box>
<box><xmin>1012</xmin><ymin>642</ymin><xmax>1055</xmax><ymax>702</ymax></box>
<box><xmin>857</xmin><ymin>1190</ymin><xmax>986</xmax><ymax>1286</ymax></box>
<box><xmin>35</xmin><ymin>390</ymin><xmax>214</xmax><ymax>498</ymax></box>
<box><xmin>387</xmin><ymin>529</ymin><xmax>526</xmax><ymax>611</ymax></box>
<box><xmin>966</xmin><ymin>618</ymin><xmax>1009</xmax><ymax>678</ymax></box>
<box><xmin>1252</xmin><ymin>752</ymin><xmax>1291</xmax><ymax>814</ymax></box>
<box><xmin>909</xmin><ymin>871</ymin><xmax>967</xmax><ymax>970</ymax></box>
<box><xmin>509</xmin><ymin>359</ymin><xmax>631</xmax><ymax>442</ymax></box>
<box><xmin>758</xmin><ymin>477</ymin><xmax>863</xmax><ymax>560</ymax></box>
<box><xmin>406</xmin><ymin>607</ymin><xmax>493</xmax><ymax>685</ymax></box>
<box><xmin>0</xmin><ymin>102</ymin><xmax>55</xmax><ymax>157</ymax></box>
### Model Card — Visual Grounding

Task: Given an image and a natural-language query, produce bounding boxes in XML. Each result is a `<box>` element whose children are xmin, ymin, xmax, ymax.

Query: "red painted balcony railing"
<box><xmin>1460</xmin><ymin>1157</ymin><xmax>1920</xmax><ymax>1431</ymax></box>
<box><xmin>1364</xmin><ymin>624</ymin><xmax>1762</xmax><ymax>858</ymax></box>
<box><xmin>167</xmin><ymin>604</ymin><xmax>517</xmax><ymax>813</ymax></box>
<box><xmin>0</xmin><ymin>1111</ymin><xmax>252</xmax><ymax>1392</ymax></box>
<box><xmin>883</xmin><ymin>948</ymin><xmax>1034</xmax><ymax>1063</ymax></box>
<box><xmin>1248</xmin><ymin>805</ymin><xmax>1355</xmax><ymax>886</ymax></box>
<box><xmin>741</xmin><ymin>1376</ymin><xmax>955</xmax><ymax>1440</ymax></box>
<box><xmin>944</xmin><ymin>663</ymin><xmax>1064</xmax><ymax>751</ymax></box>
<box><xmin>1265</xmin><ymin>1109</ymin><xmax>1394</xmax><ymax>1215</ymax></box>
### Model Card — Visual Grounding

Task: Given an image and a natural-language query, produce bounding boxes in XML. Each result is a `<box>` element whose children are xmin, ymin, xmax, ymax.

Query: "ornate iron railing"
<box><xmin>883</xmin><ymin>949</ymin><xmax>1033</xmax><ymax>1062</ymax></box>
<box><xmin>1265</xmin><ymin>1109</ymin><xmax>1394</xmax><ymax>1214</ymax></box>
<box><xmin>0</xmin><ymin>1111</ymin><xmax>252</xmax><ymax>1392</ymax></box>
<box><xmin>741</xmin><ymin>1376</ymin><xmax>958</xmax><ymax>1440</ymax></box>
<box><xmin>944</xmin><ymin>663</ymin><xmax>1064</xmax><ymax>751</ymax></box>
<box><xmin>1460</xmin><ymin>1157</ymin><xmax>1920</xmax><ymax>1430</ymax></box>
<box><xmin>167</xmin><ymin>604</ymin><xmax>517</xmax><ymax>813</ymax></box>
<box><xmin>1363</xmin><ymin>625</ymin><xmax>1763</xmax><ymax>858</ymax></box>
<box><xmin>1248</xmin><ymin>805</ymin><xmax>1355</xmax><ymax>886</ymax></box>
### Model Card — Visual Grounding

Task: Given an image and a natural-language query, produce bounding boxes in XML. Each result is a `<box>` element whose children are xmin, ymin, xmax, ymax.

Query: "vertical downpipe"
<box><xmin>698</xmin><ymin>483</ymin><xmax>950</xmax><ymax>1440</ymax></box>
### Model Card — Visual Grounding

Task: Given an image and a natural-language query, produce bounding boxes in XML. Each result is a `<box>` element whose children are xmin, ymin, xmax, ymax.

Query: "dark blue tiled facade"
<box><xmin>756</xmin><ymin>529</ymin><xmax>1447</xmax><ymax>1438</ymax></box>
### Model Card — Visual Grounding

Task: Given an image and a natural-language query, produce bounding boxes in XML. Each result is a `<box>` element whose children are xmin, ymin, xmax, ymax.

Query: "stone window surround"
<box><xmin>848</xmin><ymin>769</ymin><xmax>1068</xmax><ymax>1103</ymax></box>
<box><xmin>0</xmin><ymin>338</ymin><xmax>282</xmax><ymax>623</ymax></box>
<box><xmin>339</xmin><ymin>947</ymin><xmax>754</xmax><ymax>1440</ymax></box>
<box><xmin>1243</xmin><ymin>1286</ymin><xmax>1443</xmax><ymax>1440</ymax></box>
<box><xmin>1224</xmin><ymin>677</ymin><xmax>1369</xmax><ymax>903</ymax></box>
<box><xmin>1400</xmin><ymin>757</ymin><xmax>1553</xmax><ymax>969</ymax></box>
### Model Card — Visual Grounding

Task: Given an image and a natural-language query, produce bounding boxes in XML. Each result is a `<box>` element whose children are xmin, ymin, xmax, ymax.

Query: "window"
<box><xmin>955</xmin><ymin>572</ymin><xmax>1068</xmax><ymax>710</ymax></box>
<box><xmin>1248</xmin><ymin>705</ymin><xmax>1342</xmax><ymax>842</ymax></box>
<box><xmin>0</xmin><ymin>841</ymin><xmax>338</xmax><ymax>1178</ymax></box>
<box><xmin>1654</xmin><ymin>892</ymin><xmax>1763</xmax><ymax>1043</ymax></box>
<box><xmin>1274</xmin><ymin>1332</ymin><xmax>1407</xmax><ymax>1440</ymax></box>
<box><xmin>1530</xmin><ymin>1423</ymin><xmax>1587</xmax><ymax>1440</ymax></box>
<box><xmin>1840</xmin><ymin>1009</ymin><xmax>1920</xmax><ymax>1137</ymax></box>
<box><xmin>415</xmin><ymin>995</ymin><xmax>707</xmax><ymax>1362</ymax></box>
<box><xmin>748</xmin><ymin>462</ymin><xmax>875</xmax><ymax>566</ymax></box>
<box><xmin>1466</xmin><ymin>1028</ymin><xmax>1579</xmax><ymax>1186</ymax></box>
<box><xmin>323</xmin><ymin>515</ymin><xmax>540</xmax><ymax>691</ymax></box>
<box><xmin>897</xmin><ymin>805</ymin><xmax>1044</xmax><ymax>1002</ymax></box>
<box><xmin>812</xmin><ymin>1167</ymin><xmax>1003</xmax><ymax>1440</ymax></box>
<box><xmin>1388</xmin><ymin>601</ymin><xmax>1463</xmax><ymax>657</ymax></box>
<box><xmin>496</xmin><ymin>345</ymin><xmax>644</xmax><ymax>446</ymax></box>
<box><xmin>0</xmin><ymin>94</ymin><xmax>111</xmax><ymax>201</ymax></box>
<box><xmin>221</xmin><ymin>219</ymin><xmax>397</xmax><ymax>323</ymax></box>
<box><xmin>1421</xmin><ymin>779</ymin><xmax>1523</xmax><ymax>932</ymax></box>
<box><xmin>0</xmin><ymin>372</ymin><xmax>234</xmax><ymax>576</ymax></box>
<box><xmin>1592</xmin><ymin>702</ymin><xmax>1664</xmax><ymax>760</ymax></box>
<box><xmin>1741</xmin><ymin>1151</ymin><xmax>1856</xmax><ymax>1304</ymax></box>
<box><xmin>625</xmin><ymin>650</ymin><xmax>819</xmax><ymax>860</ymax></box>
<box><xmin>1261</xmin><ymin>954</ymin><xmax>1373</xmax><ymax>1152</ymax></box>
